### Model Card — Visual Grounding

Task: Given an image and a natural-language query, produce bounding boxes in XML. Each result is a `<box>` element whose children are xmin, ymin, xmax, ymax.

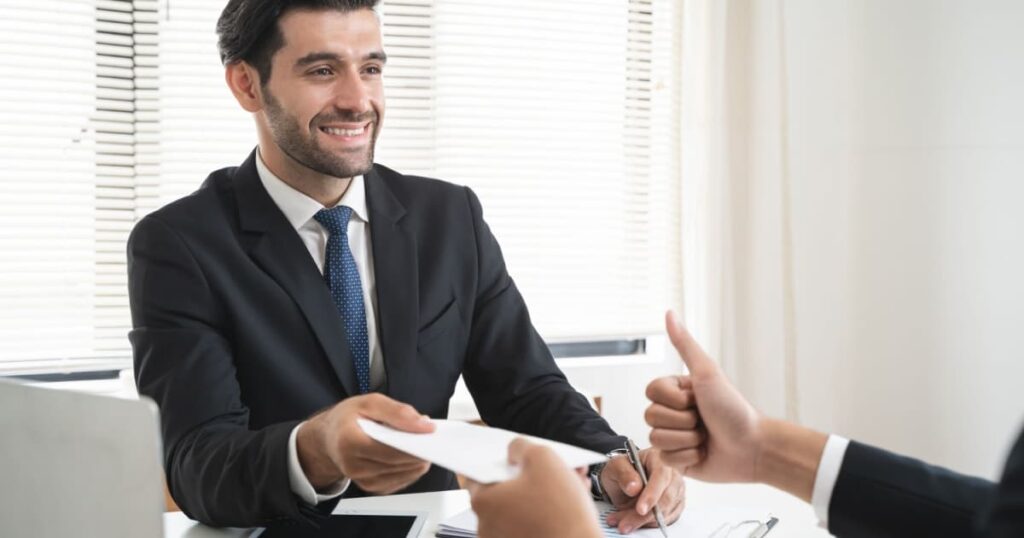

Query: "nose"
<box><xmin>331</xmin><ymin>68</ymin><xmax>372</xmax><ymax>115</ymax></box>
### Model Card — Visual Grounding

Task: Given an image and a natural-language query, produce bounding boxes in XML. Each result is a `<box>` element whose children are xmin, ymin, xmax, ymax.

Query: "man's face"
<box><xmin>260</xmin><ymin>8</ymin><xmax>385</xmax><ymax>179</ymax></box>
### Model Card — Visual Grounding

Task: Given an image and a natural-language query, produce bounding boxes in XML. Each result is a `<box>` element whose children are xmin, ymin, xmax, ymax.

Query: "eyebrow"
<box><xmin>294</xmin><ymin>50</ymin><xmax>388</xmax><ymax>68</ymax></box>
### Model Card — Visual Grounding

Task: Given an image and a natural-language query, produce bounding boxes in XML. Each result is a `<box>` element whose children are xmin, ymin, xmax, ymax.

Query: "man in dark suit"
<box><xmin>467</xmin><ymin>312</ymin><xmax>1023</xmax><ymax>537</ymax></box>
<box><xmin>127</xmin><ymin>0</ymin><xmax>687</xmax><ymax>529</ymax></box>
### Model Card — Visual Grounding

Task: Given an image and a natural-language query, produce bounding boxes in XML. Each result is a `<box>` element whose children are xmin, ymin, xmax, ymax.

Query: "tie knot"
<box><xmin>314</xmin><ymin>206</ymin><xmax>354</xmax><ymax>235</ymax></box>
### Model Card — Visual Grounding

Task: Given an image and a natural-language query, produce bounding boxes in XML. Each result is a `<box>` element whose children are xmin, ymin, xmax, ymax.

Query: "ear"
<box><xmin>224</xmin><ymin>61</ymin><xmax>264</xmax><ymax>113</ymax></box>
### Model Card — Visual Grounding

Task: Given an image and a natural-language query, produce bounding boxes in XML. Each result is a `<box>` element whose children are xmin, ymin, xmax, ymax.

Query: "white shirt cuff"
<box><xmin>288</xmin><ymin>421</ymin><xmax>350</xmax><ymax>505</ymax></box>
<box><xmin>810</xmin><ymin>434</ymin><xmax>850</xmax><ymax>527</ymax></box>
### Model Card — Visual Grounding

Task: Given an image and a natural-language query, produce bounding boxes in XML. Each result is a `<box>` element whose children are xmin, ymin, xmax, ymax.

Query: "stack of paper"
<box><xmin>357</xmin><ymin>418</ymin><xmax>607</xmax><ymax>483</ymax></box>
<box><xmin>435</xmin><ymin>508</ymin><xmax>480</xmax><ymax>538</ymax></box>
<box><xmin>436</xmin><ymin>503</ymin><xmax>771</xmax><ymax>538</ymax></box>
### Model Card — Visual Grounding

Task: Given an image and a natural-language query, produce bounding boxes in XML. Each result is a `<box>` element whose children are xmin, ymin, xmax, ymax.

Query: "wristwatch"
<box><xmin>590</xmin><ymin>448</ymin><xmax>629</xmax><ymax>503</ymax></box>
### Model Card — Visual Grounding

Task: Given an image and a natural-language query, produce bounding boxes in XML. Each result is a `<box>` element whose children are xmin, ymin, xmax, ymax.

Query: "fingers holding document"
<box><xmin>297</xmin><ymin>393</ymin><xmax>435</xmax><ymax>494</ymax></box>
<box><xmin>468</xmin><ymin>438</ymin><xmax>601</xmax><ymax>538</ymax></box>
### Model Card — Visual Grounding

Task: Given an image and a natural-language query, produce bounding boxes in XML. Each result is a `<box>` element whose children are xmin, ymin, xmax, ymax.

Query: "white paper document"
<box><xmin>437</xmin><ymin>503</ymin><xmax>773</xmax><ymax>538</ymax></box>
<box><xmin>357</xmin><ymin>418</ymin><xmax>607</xmax><ymax>484</ymax></box>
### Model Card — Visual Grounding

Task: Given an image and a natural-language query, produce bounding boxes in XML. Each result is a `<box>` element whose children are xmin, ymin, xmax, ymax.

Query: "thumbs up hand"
<box><xmin>645</xmin><ymin>311</ymin><xmax>763</xmax><ymax>484</ymax></box>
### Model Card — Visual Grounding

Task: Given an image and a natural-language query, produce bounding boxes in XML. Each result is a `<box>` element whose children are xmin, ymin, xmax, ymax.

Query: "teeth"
<box><xmin>322</xmin><ymin>126</ymin><xmax>366</xmax><ymax>137</ymax></box>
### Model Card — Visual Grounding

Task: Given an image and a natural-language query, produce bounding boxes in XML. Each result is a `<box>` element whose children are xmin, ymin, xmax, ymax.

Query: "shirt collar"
<box><xmin>255</xmin><ymin>149</ymin><xmax>370</xmax><ymax>232</ymax></box>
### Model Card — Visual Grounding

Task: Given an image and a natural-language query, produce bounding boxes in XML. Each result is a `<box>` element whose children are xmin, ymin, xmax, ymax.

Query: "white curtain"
<box><xmin>679</xmin><ymin>0</ymin><xmax>802</xmax><ymax>422</ymax></box>
<box><xmin>679</xmin><ymin>0</ymin><xmax>1024</xmax><ymax>479</ymax></box>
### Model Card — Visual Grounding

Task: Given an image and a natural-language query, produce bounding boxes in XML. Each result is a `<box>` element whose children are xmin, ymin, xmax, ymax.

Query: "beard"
<box><xmin>262</xmin><ymin>88</ymin><xmax>379</xmax><ymax>179</ymax></box>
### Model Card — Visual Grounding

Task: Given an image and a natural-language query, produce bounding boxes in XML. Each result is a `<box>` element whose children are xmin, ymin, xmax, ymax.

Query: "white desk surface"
<box><xmin>163</xmin><ymin>479</ymin><xmax>835</xmax><ymax>538</ymax></box>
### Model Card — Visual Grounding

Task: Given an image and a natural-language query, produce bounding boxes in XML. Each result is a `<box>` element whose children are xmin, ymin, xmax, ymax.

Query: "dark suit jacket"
<box><xmin>127</xmin><ymin>150</ymin><xmax>625</xmax><ymax>526</ymax></box>
<box><xmin>829</xmin><ymin>426</ymin><xmax>1024</xmax><ymax>537</ymax></box>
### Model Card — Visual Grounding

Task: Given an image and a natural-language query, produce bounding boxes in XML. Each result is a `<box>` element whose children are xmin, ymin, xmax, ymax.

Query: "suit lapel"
<box><xmin>364</xmin><ymin>168</ymin><xmax>419</xmax><ymax>401</ymax></box>
<box><xmin>232</xmin><ymin>150</ymin><xmax>359</xmax><ymax>397</ymax></box>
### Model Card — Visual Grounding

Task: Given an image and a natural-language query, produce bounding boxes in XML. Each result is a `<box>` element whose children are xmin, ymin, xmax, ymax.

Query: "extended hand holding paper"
<box><xmin>357</xmin><ymin>418</ymin><xmax>607</xmax><ymax>483</ymax></box>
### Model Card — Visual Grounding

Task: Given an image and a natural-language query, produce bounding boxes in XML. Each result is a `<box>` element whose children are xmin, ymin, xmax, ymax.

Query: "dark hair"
<box><xmin>216</xmin><ymin>0</ymin><xmax>380</xmax><ymax>85</ymax></box>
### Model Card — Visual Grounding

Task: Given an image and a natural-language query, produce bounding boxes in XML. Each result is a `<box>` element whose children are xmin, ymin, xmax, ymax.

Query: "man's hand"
<box><xmin>296</xmin><ymin>393</ymin><xmax>435</xmax><ymax>494</ymax></box>
<box><xmin>467</xmin><ymin>439</ymin><xmax>601</xmax><ymax>538</ymax></box>
<box><xmin>646</xmin><ymin>311</ymin><xmax>827</xmax><ymax>501</ymax></box>
<box><xmin>646</xmin><ymin>310</ymin><xmax>763</xmax><ymax>483</ymax></box>
<box><xmin>599</xmin><ymin>448</ymin><xmax>686</xmax><ymax>534</ymax></box>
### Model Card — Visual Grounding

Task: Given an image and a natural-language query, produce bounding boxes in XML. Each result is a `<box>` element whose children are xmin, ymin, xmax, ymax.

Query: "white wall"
<box><xmin>784</xmin><ymin>0</ymin><xmax>1024</xmax><ymax>478</ymax></box>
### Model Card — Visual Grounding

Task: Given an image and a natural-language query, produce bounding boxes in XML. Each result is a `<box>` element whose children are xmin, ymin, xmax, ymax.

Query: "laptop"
<box><xmin>0</xmin><ymin>379</ymin><xmax>165</xmax><ymax>537</ymax></box>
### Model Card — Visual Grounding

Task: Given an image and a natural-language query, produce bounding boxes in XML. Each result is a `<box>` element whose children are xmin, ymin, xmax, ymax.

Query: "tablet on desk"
<box><xmin>251</xmin><ymin>510</ymin><xmax>428</xmax><ymax>538</ymax></box>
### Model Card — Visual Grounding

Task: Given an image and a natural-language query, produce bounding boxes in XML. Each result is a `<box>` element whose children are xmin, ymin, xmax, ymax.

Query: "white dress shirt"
<box><xmin>255</xmin><ymin>152</ymin><xmax>385</xmax><ymax>504</ymax></box>
<box><xmin>810</xmin><ymin>434</ymin><xmax>851</xmax><ymax>527</ymax></box>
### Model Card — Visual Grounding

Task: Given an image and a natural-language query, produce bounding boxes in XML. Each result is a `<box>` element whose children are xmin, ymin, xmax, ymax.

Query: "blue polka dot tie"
<box><xmin>314</xmin><ymin>206</ymin><xmax>371</xmax><ymax>394</ymax></box>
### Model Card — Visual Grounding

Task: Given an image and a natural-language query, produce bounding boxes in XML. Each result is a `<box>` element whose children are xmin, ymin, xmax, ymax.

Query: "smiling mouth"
<box><xmin>320</xmin><ymin>125</ymin><xmax>368</xmax><ymax>137</ymax></box>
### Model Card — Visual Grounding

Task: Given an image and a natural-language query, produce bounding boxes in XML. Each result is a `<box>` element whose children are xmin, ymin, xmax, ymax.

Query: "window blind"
<box><xmin>375</xmin><ymin>0</ymin><xmax>437</xmax><ymax>176</ymax></box>
<box><xmin>0</xmin><ymin>0</ymin><xmax>680</xmax><ymax>375</ymax></box>
<box><xmin>1</xmin><ymin>0</ymin><xmax>101</xmax><ymax>373</ymax></box>
<box><xmin>95</xmin><ymin>0</ymin><xmax>155</xmax><ymax>359</ymax></box>
<box><xmin>151</xmin><ymin>0</ymin><xmax>256</xmax><ymax>213</ymax></box>
<box><xmin>429</xmin><ymin>0</ymin><xmax>681</xmax><ymax>339</ymax></box>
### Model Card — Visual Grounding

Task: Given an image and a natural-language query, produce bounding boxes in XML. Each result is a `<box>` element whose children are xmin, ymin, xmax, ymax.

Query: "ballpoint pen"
<box><xmin>624</xmin><ymin>439</ymin><xmax>669</xmax><ymax>538</ymax></box>
<box><xmin>748</xmin><ymin>516</ymin><xmax>778</xmax><ymax>538</ymax></box>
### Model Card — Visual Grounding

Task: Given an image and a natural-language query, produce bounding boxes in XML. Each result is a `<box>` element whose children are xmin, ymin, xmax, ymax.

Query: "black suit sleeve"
<box><xmin>458</xmin><ymin>188</ymin><xmax>626</xmax><ymax>454</ymax></box>
<box><xmin>128</xmin><ymin>215</ymin><xmax>316</xmax><ymax>526</ymax></box>
<box><xmin>828</xmin><ymin>440</ymin><xmax>996</xmax><ymax>538</ymax></box>
<box><xmin>977</xmin><ymin>427</ymin><xmax>1024</xmax><ymax>537</ymax></box>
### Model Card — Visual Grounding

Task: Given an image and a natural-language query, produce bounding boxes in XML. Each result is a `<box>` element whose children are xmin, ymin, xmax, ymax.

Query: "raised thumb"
<box><xmin>665</xmin><ymin>310</ymin><xmax>715</xmax><ymax>377</ymax></box>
